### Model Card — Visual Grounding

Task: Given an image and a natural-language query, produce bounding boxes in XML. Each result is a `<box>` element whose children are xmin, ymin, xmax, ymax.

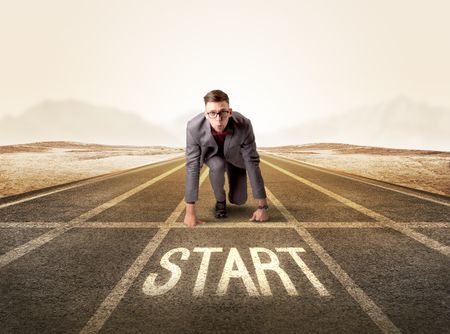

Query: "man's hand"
<box><xmin>183</xmin><ymin>212</ymin><xmax>205</xmax><ymax>228</ymax></box>
<box><xmin>249</xmin><ymin>208</ymin><xmax>269</xmax><ymax>222</ymax></box>
<box><xmin>183</xmin><ymin>202</ymin><xmax>204</xmax><ymax>228</ymax></box>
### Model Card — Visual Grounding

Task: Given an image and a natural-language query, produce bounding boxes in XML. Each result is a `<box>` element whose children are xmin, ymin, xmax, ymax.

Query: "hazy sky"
<box><xmin>1</xmin><ymin>0</ymin><xmax>449</xmax><ymax>133</ymax></box>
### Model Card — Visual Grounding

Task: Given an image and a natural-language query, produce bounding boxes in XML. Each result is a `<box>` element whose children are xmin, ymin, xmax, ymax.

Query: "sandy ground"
<box><xmin>0</xmin><ymin>142</ymin><xmax>184</xmax><ymax>198</ymax></box>
<box><xmin>260</xmin><ymin>143</ymin><xmax>450</xmax><ymax>197</ymax></box>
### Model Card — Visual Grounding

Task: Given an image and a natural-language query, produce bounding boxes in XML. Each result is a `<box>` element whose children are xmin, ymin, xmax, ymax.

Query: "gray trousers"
<box><xmin>204</xmin><ymin>155</ymin><xmax>247</xmax><ymax>205</ymax></box>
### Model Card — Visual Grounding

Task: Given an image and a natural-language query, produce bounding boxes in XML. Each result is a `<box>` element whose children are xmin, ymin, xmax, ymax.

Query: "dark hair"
<box><xmin>203</xmin><ymin>89</ymin><xmax>229</xmax><ymax>106</ymax></box>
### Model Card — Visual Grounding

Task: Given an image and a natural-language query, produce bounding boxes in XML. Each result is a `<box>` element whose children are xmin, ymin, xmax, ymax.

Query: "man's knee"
<box><xmin>228</xmin><ymin>192</ymin><xmax>247</xmax><ymax>205</ymax></box>
<box><xmin>206</xmin><ymin>156</ymin><xmax>226</xmax><ymax>173</ymax></box>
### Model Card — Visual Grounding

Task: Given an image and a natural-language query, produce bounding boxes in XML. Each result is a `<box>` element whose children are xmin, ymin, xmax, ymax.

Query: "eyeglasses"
<box><xmin>206</xmin><ymin>109</ymin><xmax>230</xmax><ymax>119</ymax></box>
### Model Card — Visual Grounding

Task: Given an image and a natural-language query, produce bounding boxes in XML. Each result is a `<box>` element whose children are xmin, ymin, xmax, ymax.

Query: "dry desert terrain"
<box><xmin>261</xmin><ymin>143</ymin><xmax>450</xmax><ymax>196</ymax></box>
<box><xmin>0</xmin><ymin>141</ymin><xmax>183</xmax><ymax>198</ymax></box>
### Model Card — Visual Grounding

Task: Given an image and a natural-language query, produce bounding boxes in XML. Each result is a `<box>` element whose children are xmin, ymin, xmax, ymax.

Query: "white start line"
<box><xmin>142</xmin><ymin>247</ymin><xmax>330</xmax><ymax>297</ymax></box>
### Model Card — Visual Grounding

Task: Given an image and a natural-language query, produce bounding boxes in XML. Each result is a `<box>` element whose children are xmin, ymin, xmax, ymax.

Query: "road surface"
<box><xmin>0</xmin><ymin>153</ymin><xmax>449</xmax><ymax>333</ymax></box>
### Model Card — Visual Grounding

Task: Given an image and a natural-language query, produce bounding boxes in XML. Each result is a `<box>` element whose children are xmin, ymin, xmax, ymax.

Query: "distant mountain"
<box><xmin>264</xmin><ymin>96</ymin><xmax>450</xmax><ymax>151</ymax></box>
<box><xmin>0</xmin><ymin>99</ymin><xmax>180</xmax><ymax>147</ymax></box>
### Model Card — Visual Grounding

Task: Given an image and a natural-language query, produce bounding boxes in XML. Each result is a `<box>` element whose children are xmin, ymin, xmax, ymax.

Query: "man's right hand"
<box><xmin>183</xmin><ymin>212</ymin><xmax>205</xmax><ymax>228</ymax></box>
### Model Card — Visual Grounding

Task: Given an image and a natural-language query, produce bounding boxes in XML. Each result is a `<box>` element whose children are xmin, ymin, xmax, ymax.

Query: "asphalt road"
<box><xmin>0</xmin><ymin>153</ymin><xmax>449</xmax><ymax>333</ymax></box>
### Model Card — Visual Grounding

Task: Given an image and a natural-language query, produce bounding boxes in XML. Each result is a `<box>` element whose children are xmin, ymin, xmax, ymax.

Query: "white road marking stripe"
<box><xmin>78</xmin><ymin>222</ymin><xmax>162</xmax><ymax>228</ymax></box>
<box><xmin>0</xmin><ymin>155</ymin><xmax>184</xmax><ymax>210</ymax></box>
<box><xmin>70</xmin><ymin>163</ymin><xmax>186</xmax><ymax>223</ymax></box>
<box><xmin>0</xmin><ymin>163</ymin><xmax>186</xmax><ymax>269</ymax></box>
<box><xmin>265</xmin><ymin>186</ymin><xmax>401</xmax><ymax>334</ymax></box>
<box><xmin>0</xmin><ymin>224</ymin><xmax>76</xmax><ymax>268</ymax></box>
<box><xmin>262</xmin><ymin>153</ymin><xmax>450</xmax><ymax>207</ymax></box>
<box><xmin>299</xmin><ymin>222</ymin><xmax>382</xmax><ymax>229</ymax></box>
<box><xmin>172</xmin><ymin>221</ymin><xmax>294</xmax><ymax>228</ymax></box>
<box><xmin>1</xmin><ymin>221</ymin><xmax>449</xmax><ymax>229</ymax></box>
<box><xmin>80</xmin><ymin>168</ymin><xmax>210</xmax><ymax>334</ymax></box>
<box><xmin>262</xmin><ymin>159</ymin><xmax>450</xmax><ymax>257</ymax></box>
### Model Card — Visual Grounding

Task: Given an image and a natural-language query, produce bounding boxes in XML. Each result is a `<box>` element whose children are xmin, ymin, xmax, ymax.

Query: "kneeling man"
<box><xmin>183</xmin><ymin>89</ymin><xmax>269</xmax><ymax>227</ymax></box>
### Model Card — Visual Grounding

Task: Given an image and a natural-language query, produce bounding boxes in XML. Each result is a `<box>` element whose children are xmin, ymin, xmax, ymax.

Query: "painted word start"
<box><xmin>142</xmin><ymin>247</ymin><xmax>330</xmax><ymax>297</ymax></box>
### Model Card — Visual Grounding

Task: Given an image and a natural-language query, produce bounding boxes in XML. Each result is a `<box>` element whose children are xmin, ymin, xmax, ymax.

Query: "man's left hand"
<box><xmin>249</xmin><ymin>208</ymin><xmax>269</xmax><ymax>222</ymax></box>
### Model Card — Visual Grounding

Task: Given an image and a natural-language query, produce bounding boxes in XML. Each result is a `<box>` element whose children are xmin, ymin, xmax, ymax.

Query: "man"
<box><xmin>183</xmin><ymin>89</ymin><xmax>269</xmax><ymax>227</ymax></box>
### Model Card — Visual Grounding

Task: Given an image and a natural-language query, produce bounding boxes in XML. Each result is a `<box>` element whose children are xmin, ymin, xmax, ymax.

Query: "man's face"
<box><xmin>204</xmin><ymin>101</ymin><xmax>233</xmax><ymax>133</ymax></box>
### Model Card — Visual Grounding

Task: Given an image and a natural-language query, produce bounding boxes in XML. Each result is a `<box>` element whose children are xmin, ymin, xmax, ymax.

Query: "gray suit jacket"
<box><xmin>185</xmin><ymin>111</ymin><xmax>266</xmax><ymax>203</ymax></box>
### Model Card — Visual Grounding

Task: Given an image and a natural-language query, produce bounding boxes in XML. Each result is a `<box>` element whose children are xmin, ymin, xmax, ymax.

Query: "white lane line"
<box><xmin>1</xmin><ymin>221</ymin><xmax>449</xmax><ymax>229</ymax></box>
<box><xmin>0</xmin><ymin>155</ymin><xmax>184</xmax><ymax>210</ymax></box>
<box><xmin>262</xmin><ymin>159</ymin><xmax>450</xmax><ymax>257</ymax></box>
<box><xmin>71</xmin><ymin>163</ymin><xmax>185</xmax><ymax>223</ymax></box>
<box><xmin>0</xmin><ymin>163</ymin><xmax>186</xmax><ymax>269</ymax></box>
<box><xmin>0</xmin><ymin>224</ymin><xmax>75</xmax><ymax>263</ymax></box>
<box><xmin>172</xmin><ymin>221</ymin><xmax>293</xmax><ymax>228</ymax></box>
<box><xmin>298</xmin><ymin>222</ymin><xmax>383</xmax><ymax>229</ymax></box>
<box><xmin>76</xmin><ymin>221</ymin><xmax>450</xmax><ymax>229</ymax></box>
<box><xmin>265</xmin><ymin>186</ymin><xmax>401</xmax><ymax>334</ymax></box>
<box><xmin>78</xmin><ymin>222</ymin><xmax>162</xmax><ymax>228</ymax></box>
<box><xmin>262</xmin><ymin>153</ymin><xmax>450</xmax><ymax>207</ymax></box>
<box><xmin>80</xmin><ymin>168</ymin><xmax>210</xmax><ymax>334</ymax></box>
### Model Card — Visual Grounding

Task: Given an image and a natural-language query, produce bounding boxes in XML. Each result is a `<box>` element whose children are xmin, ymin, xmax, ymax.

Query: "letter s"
<box><xmin>142</xmin><ymin>247</ymin><xmax>190</xmax><ymax>296</ymax></box>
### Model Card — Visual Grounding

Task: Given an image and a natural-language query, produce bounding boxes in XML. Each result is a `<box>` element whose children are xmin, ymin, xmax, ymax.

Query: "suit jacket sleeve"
<box><xmin>241</xmin><ymin>120</ymin><xmax>267</xmax><ymax>199</ymax></box>
<box><xmin>185</xmin><ymin>123</ymin><xmax>201</xmax><ymax>203</ymax></box>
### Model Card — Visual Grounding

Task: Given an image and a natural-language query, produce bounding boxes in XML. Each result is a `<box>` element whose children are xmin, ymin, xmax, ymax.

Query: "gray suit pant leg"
<box><xmin>205</xmin><ymin>155</ymin><xmax>247</xmax><ymax>205</ymax></box>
